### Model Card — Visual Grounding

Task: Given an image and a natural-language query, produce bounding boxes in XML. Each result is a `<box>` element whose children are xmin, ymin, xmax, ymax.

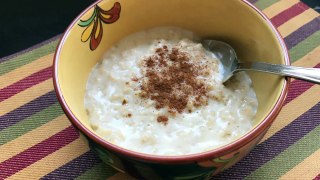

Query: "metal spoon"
<box><xmin>201</xmin><ymin>40</ymin><xmax>320</xmax><ymax>84</ymax></box>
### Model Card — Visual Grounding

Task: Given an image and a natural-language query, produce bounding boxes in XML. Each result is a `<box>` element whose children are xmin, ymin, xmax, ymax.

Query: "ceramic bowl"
<box><xmin>53</xmin><ymin>0</ymin><xmax>290</xmax><ymax>179</ymax></box>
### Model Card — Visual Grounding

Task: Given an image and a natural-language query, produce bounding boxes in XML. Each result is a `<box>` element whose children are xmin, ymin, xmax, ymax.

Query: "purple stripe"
<box><xmin>0</xmin><ymin>35</ymin><xmax>61</xmax><ymax>63</ymax></box>
<box><xmin>42</xmin><ymin>150</ymin><xmax>101</xmax><ymax>179</ymax></box>
<box><xmin>213</xmin><ymin>102</ymin><xmax>320</xmax><ymax>179</ymax></box>
<box><xmin>284</xmin><ymin>17</ymin><xmax>320</xmax><ymax>49</ymax></box>
<box><xmin>0</xmin><ymin>91</ymin><xmax>57</xmax><ymax>131</ymax></box>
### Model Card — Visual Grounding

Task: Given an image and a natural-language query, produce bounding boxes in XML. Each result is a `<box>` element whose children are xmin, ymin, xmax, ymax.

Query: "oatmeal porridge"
<box><xmin>85</xmin><ymin>27</ymin><xmax>258</xmax><ymax>156</ymax></box>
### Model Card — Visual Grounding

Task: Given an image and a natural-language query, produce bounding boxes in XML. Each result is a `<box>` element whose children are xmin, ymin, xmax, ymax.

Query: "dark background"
<box><xmin>0</xmin><ymin>0</ymin><xmax>93</xmax><ymax>58</ymax></box>
<box><xmin>0</xmin><ymin>0</ymin><xmax>319</xmax><ymax>58</ymax></box>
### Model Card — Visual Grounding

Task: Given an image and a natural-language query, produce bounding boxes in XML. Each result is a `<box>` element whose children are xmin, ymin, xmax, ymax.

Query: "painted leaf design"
<box><xmin>90</xmin><ymin>18</ymin><xmax>103</xmax><ymax>50</ymax></box>
<box><xmin>81</xmin><ymin>19</ymin><xmax>95</xmax><ymax>42</ymax></box>
<box><xmin>78</xmin><ymin>9</ymin><xmax>97</xmax><ymax>27</ymax></box>
<box><xmin>95</xmin><ymin>18</ymin><xmax>102</xmax><ymax>39</ymax></box>
<box><xmin>100</xmin><ymin>13</ymin><xmax>111</xmax><ymax>19</ymax></box>
<box><xmin>97</xmin><ymin>2</ymin><xmax>121</xmax><ymax>24</ymax></box>
<box><xmin>78</xmin><ymin>2</ymin><xmax>121</xmax><ymax>51</ymax></box>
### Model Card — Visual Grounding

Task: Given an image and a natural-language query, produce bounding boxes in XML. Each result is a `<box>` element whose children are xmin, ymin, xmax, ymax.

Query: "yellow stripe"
<box><xmin>263</xmin><ymin>0</ymin><xmax>300</xmax><ymax>18</ymax></box>
<box><xmin>0</xmin><ymin>53</ymin><xmax>53</xmax><ymax>89</ymax></box>
<box><xmin>0</xmin><ymin>115</ymin><xmax>69</xmax><ymax>163</ymax></box>
<box><xmin>0</xmin><ymin>79</ymin><xmax>53</xmax><ymax>116</ymax></box>
<box><xmin>280</xmin><ymin>150</ymin><xmax>320</xmax><ymax>180</ymax></box>
<box><xmin>278</xmin><ymin>9</ymin><xmax>320</xmax><ymax>37</ymax></box>
<box><xmin>7</xmin><ymin>136</ymin><xmax>89</xmax><ymax>180</ymax></box>
<box><xmin>260</xmin><ymin>85</ymin><xmax>320</xmax><ymax>143</ymax></box>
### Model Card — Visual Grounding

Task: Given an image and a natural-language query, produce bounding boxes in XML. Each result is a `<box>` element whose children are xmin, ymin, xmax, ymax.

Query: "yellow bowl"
<box><xmin>53</xmin><ymin>0</ymin><xmax>289</xmax><ymax>178</ymax></box>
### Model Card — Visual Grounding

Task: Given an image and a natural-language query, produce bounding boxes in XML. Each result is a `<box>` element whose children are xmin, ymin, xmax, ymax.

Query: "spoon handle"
<box><xmin>237</xmin><ymin>62</ymin><xmax>320</xmax><ymax>84</ymax></box>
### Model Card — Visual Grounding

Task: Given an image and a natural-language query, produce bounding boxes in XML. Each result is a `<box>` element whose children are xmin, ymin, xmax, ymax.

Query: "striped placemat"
<box><xmin>0</xmin><ymin>0</ymin><xmax>319</xmax><ymax>179</ymax></box>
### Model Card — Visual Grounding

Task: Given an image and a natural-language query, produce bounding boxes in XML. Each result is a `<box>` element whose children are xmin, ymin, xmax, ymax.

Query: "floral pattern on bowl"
<box><xmin>78</xmin><ymin>2</ymin><xmax>121</xmax><ymax>50</ymax></box>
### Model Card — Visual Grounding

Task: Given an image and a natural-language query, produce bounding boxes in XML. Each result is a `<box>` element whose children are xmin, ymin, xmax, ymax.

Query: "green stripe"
<box><xmin>0</xmin><ymin>103</ymin><xmax>63</xmax><ymax>145</ymax></box>
<box><xmin>245</xmin><ymin>126</ymin><xmax>320</xmax><ymax>180</ymax></box>
<box><xmin>76</xmin><ymin>163</ymin><xmax>117</xmax><ymax>180</ymax></box>
<box><xmin>0</xmin><ymin>40</ymin><xmax>58</xmax><ymax>76</ymax></box>
<box><xmin>289</xmin><ymin>31</ymin><xmax>320</xmax><ymax>63</ymax></box>
<box><xmin>255</xmin><ymin>0</ymin><xmax>279</xmax><ymax>10</ymax></box>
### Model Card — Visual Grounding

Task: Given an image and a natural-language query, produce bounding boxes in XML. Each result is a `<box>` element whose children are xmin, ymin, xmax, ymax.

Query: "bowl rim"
<box><xmin>53</xmin><ymin>0</ymin><xmax>290</xmax><ymax>163</ymax></box>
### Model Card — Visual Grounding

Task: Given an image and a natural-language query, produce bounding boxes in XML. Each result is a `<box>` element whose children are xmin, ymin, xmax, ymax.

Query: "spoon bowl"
<box><xmin>202</xmin><ymin>40</ymin><xmax>320</xmax><ymax>84</ymax></box>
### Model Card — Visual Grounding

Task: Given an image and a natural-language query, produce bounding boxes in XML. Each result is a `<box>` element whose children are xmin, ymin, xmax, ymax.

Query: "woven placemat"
<box><xmin>0</xmin><ymin>0</ymin><xmax>319</xmax><ymax>179</ymax></box>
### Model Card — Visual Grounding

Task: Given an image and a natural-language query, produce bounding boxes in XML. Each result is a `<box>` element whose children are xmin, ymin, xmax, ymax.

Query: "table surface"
<box><xmin>0</xmin><ymin>0</ymin><xmax>319</xmax><ymax>179</ymax></box>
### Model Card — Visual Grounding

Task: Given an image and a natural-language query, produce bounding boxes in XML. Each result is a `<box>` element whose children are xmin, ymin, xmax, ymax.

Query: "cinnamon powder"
<box><xmin>139</xmin><ymin>45</ymin><xmax>209</xmax><ymax>117</ymax></box>
<box><xmin>157</xmin><ymin>115</ymin><xmax>168</xmax><ymax>125</ymax></box>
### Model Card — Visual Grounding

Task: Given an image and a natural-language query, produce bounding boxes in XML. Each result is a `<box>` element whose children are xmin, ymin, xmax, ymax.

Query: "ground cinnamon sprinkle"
<box><xmin>139</xmin><ymin>45</ymin><xmax>209</xmax><ymax>121</ymax></box>
<box><xmin>157</xmin><ymin>115</ymin><xmax>168</xmax><ymax>125</ymax></box>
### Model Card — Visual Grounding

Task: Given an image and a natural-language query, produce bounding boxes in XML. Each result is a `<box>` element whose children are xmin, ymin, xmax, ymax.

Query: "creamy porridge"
<box><xmin>85</xmin><ymin>27</ymin><xmax>258</xmax><ymax>156</ymax></box>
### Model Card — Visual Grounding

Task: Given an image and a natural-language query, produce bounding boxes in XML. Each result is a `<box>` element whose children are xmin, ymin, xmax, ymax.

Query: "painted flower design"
<box><xmin>78</xmin><ymin>2</ymin><xmax>121</xmax><ymax>50</ymax></box>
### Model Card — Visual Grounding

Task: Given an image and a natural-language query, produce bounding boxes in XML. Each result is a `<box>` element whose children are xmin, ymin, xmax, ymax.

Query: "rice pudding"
<box><xmin>85</xmin><ymin>27</ymin><xmax>258</xmax><ymax>156</ymax></box>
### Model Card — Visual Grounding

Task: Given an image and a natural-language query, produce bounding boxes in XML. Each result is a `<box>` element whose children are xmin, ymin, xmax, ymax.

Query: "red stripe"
<box><xmin>0</xmin><ymin>126</ymin><xmax>79</xmax><ymax>179</ymax></box>
<box><xmin>271</xmin><ymin>2</ymin><xmax>309</xmax><ymax>27</ymax></box>
<box><xmin>0</xmin><ymin>66</ymin><xmax>52</xmax><ymax>102</ymax></box>
<box><xmin>314</xmin><ymin>174</ymin><xmax>320</xmax><ymax>180</ymax></box>
<box><xmin>284</xmin><ymin>63</ymin><xmax>320</xmax><ymax>105</ymax></box>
